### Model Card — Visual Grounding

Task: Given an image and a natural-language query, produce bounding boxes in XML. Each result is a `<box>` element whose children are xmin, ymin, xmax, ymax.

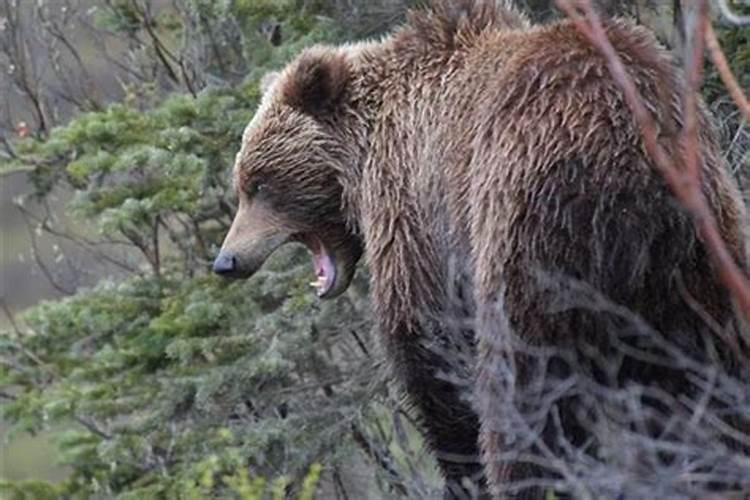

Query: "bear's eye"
<box><xmin>247</xmin><ymin>182</ymin><xmax>267</xmax><ymax>197</ymax></box>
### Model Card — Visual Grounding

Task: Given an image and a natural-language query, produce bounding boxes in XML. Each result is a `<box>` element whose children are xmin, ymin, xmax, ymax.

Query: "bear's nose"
<box><xmin>212</xmin><ymin>251</ymin><xmax>237</xmax><ymax>276</ymax></box>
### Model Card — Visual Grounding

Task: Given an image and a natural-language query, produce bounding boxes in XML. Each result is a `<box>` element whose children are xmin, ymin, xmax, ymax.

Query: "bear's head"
<box><xmin>213</xmin><ymin>46</ymin><xmax>364</xmax><ymax>299</ymax></box>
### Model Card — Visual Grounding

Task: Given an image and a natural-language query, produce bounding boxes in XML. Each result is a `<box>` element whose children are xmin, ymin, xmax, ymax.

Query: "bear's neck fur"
<box><xmin>333</xmin><ymin>3</ymin><xmax>530</xmax><ymax>335</ymax></box>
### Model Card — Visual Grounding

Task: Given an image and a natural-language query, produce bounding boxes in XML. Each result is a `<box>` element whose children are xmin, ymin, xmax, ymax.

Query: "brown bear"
<box><xmin>213</xmin><ymin>1</ymin><xmax>748</xmax><ymax>498</ymax></box>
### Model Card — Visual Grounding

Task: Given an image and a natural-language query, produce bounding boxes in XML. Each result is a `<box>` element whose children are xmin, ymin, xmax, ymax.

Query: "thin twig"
<box><xmin>15</xmin><ymin>202</ymin><xmax>140</xmax><ymax>274</ymax></box>
<box><xmin>705</xmin><ymin>23</ymin><xmax>750</xmax><ymax>124</ymax></box>
<box><xmin>74</xmin><ymin>415</ymin><xmax>112</xmax><ymax>440</ymax></box>
<box><xmin>0</xmin><ymin>391</ymin><xmax>17</xmax><ymax>401</ymax></box>
<box><xmin>20</xmin><ymin>212</ymin><xmax>75</xmax><ymax>295</ymax></box>
<box><xmin>0</xmin><ymin>298</ymin><xmax>22</xmax><ymax>336</ymax></box>
<box><xmin>716</xmin><ymin>0</ymin><xmax>750</xmax><ymax>26</ymax></box>
<box><xmin>682</xmin><ymin>0</ymin><xmax>710</xmax><ymax>182</ymax></box>
<box><xmin>0</xmin><ymin>299</ymin><xmax>53</xmax><ymax>372</ymax></box>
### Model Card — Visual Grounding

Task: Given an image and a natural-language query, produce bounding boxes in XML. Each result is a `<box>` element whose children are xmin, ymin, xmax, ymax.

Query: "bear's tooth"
<box><xmin>310</xmin><ymin>276</ymin><xmax>327</xmax><ymax>290</ymax></box>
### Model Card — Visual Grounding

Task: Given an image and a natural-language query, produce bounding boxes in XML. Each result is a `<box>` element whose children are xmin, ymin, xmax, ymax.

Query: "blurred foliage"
<box><xmin>0</xmin><ymin>0</ymin><xmax>747</xmax><ymax>498</ymax></box>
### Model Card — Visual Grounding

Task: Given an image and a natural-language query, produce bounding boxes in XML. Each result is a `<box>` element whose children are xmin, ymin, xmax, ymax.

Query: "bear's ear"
<box><xmin>280</xmin><ymin>50</ymin><xmax>349</xmax><ymax>115</ymax></box>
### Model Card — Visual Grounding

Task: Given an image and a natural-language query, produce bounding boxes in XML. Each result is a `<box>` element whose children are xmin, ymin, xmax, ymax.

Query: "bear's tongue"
<box><xmin>308</xmin><ymin>238</ymin><xmax>336</xmax><ymax>297</ymax></box>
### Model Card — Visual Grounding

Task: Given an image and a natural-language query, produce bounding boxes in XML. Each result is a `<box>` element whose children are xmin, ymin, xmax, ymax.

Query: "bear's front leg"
<box><xmin>386</xmin><ymin>331</ymin><xmax>490</xmax><ymax>500</ymax></box>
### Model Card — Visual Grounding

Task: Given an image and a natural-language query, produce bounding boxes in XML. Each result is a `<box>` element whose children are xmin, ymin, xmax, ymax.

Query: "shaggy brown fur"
<box><xmin>216</xmin><ymin>1</ymin><xmax>748</xmax><ymax>498</ymax></box>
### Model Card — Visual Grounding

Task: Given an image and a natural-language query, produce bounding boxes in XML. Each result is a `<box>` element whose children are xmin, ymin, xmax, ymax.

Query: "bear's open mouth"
<box><xmin>301</xmin><ymin>235</ymin><xmax>336</xmax><ymax>297</ymax></box>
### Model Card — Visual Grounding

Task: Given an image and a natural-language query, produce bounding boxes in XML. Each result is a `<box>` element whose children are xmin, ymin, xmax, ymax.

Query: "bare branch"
<box><xmin>20</xmin><ymin>208</ymin><xmax>75</xmax><ymax>295</ymax></box>
<box><xmin>15</xmin><ymin>201</ymin><xmax>140</xmax><ymax>274</ymax></box>
<box><xmin>0</xmin><ymin>298</ymin><xmax>22</xmax><ymax>336</ymax></box>
<box><xmin>73</xmin><ymin>415</ymin><xmax>112</xmax><ymax>440</ymax></box>
<box><xmin>716</xmin><ymin>0</ymin><xmax>750</xmax><ymax>25</ymax></box>
<box><xmin>705</xmin><ymin>23</ymin><xmax>750</xmax><ymax>124</ymax></box>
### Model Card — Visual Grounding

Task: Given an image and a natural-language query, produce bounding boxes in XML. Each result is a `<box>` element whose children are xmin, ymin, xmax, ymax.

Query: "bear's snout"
<box><xmin>212</xmin><ymin>251</ymin><xmax>237</xmax><ymax>277</ymax></box>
